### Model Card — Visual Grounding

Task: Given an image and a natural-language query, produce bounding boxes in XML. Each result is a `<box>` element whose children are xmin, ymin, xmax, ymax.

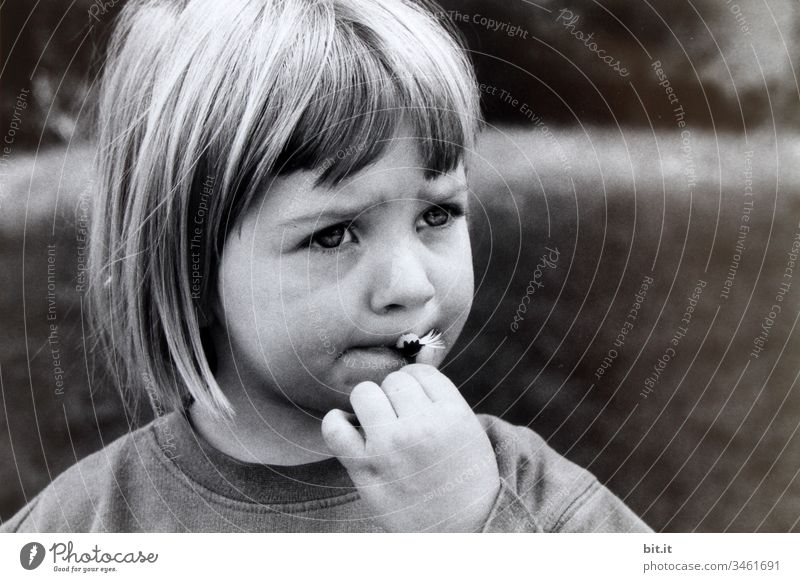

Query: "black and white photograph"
<box><xmin>0</xmin><ymin>0</ymin><xmax>799</xmax><ymax>573</ymax></box>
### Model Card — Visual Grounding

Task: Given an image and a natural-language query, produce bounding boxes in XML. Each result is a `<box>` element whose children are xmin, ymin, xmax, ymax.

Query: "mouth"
<box><xmin>337</xmin><ymin>328</ymin><xmax>445</xmax><ymax>362</ymax></box>
<box><xmin>336</xmin><ymin>345</ymin><xmax>410</xmax><ymax>371</ymax></box>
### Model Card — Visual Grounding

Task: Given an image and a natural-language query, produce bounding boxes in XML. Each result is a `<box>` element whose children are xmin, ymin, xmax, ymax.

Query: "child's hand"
<box><xmin>321</xmin><ymin>363</ymin><xmax>500</xmax><ymax>532</ymax></box>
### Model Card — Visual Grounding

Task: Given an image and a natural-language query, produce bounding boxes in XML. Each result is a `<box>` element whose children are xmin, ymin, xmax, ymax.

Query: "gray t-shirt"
<box><xmin>1</xmin><ymin>411</ymin><xmax>652</xmax><ymax>533</ymax></box>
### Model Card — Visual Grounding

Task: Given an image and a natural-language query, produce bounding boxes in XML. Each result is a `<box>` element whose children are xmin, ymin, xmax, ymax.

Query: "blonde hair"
<box><xmin>88</xmin><ymin>0</ymin><xmax>481</xmax><ymax>420</ymax></box>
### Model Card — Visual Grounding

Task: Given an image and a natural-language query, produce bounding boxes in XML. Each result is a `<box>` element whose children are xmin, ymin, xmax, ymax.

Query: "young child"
<box><xmin>3</xmin><ymin>0</ymin><xmax>650</xmax><ymax>533</ymax></box>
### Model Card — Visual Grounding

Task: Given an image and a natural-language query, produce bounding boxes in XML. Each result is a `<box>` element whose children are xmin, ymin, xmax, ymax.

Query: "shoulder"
<box><xmin>477</xmin><ymin>414</ymin><xmax>652</xmax><ymax>533</ymax></box>
<box><xmin>0</xmin><ymin>417</ymin><xmax>165</xmax><ymax>533</ymax></box>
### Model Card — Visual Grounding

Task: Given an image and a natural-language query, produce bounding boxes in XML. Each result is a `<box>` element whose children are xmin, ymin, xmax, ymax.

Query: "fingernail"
<box><xmin>415</xmin><ymin>344</ymin><xmax>438</xmax><ymax>367</ymax></box>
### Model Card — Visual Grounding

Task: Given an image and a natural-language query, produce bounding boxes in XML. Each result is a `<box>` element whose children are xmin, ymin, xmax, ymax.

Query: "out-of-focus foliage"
<box><xmin>1</xmin><ymin>0</ymin><xmax>798</xmax><ymax>150</ymax></box>
<box><xmin>439</xmin><ymin>0</ymin><xmax>800</xmax><ymax>130</ymax></box>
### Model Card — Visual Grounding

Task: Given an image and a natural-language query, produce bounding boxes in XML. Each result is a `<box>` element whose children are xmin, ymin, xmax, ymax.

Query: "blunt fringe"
<box><xmin>87</xmin><ymin>0</ymin><xmax>481</xmax><ymax>420</ymax></box>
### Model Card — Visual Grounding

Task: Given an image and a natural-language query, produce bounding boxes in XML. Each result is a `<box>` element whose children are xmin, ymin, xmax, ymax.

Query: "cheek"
<box><xmin>429</xmin><ymin>227</ymin><xmax>474</xmax><ymax>333</ymax></box>
<box><xmin>255</xmin><ymin>264</ymin><xmax>350</xmax><ymax>362</ymax></box>
<box><xmin>216</xmin><ymin>242</ymin><xmax>300</xmax><ymax>355</ymax></box>
<box><xmin>445</xmin><ymin>227</ymin><xmax>475</xmax><ymax>302</ymax></box>
<box><xmin>218</xmin><ymin>258</ymin><xmax>340</xmax><ymax>380</ymax></box>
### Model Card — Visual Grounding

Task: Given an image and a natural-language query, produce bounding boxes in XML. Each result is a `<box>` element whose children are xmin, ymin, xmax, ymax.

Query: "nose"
<box><xmin>368</xmin><ymin>239</ymin><xmax>436</xmax><ymax>314</ymax></box>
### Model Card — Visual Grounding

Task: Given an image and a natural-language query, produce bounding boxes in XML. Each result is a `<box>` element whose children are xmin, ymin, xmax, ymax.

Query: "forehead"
<box><xmin>265</xmin><ymin>135</ymin><xmax>468</xmax><ymax>226</ymax></box>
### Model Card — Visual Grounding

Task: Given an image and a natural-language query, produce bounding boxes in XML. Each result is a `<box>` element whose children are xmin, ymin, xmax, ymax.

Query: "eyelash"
<box><xmin>305</xmin><ymin>202</ymin><xmax>468</xmax><ymax>255</ymax></box>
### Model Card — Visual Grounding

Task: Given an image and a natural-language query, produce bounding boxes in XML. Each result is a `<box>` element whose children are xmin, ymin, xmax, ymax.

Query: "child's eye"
<box><xmin>421</xmin><ymin>203</ymin><xmax>466</xmax><ymax>229</ymax></box>
<box><xmin>308</xmin><ymin>223</ymin><xmax>356</xmax><ymax>252</ymax></box>
<box><xmin>303</xmin><ymin>203</ymin><xmax>466</xmax><ymax>255</ymax></box>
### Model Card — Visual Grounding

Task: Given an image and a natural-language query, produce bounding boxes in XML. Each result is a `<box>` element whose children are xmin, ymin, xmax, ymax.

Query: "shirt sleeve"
<box><xmin>554</xmin><ymin>478</ymin><xmax>653</xmax><ymax>533</ymax></box>
<box><xmin>481</xmin><ymin>472</ymin><xmax>653</xmax><ymax>533</ymax></box>
<box><xmin>481</xmin><ymin>477</ymin><xmax>541</xmax><ymax>532</ymax></box>
<box><xmin>477</xmin><ymin>414</ymin><xmax>653</xmax><ymax>533</ymax></box>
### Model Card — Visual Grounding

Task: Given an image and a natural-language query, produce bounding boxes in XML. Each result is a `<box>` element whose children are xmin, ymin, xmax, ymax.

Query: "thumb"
<box><xmin>321</xmin><ymin>408</ymin><xmax>365</xmax><ymax>464</ymax></box>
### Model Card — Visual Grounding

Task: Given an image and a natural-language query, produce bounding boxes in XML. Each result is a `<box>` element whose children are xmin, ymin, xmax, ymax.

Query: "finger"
<box><xmin>321</xmin><ymin>408</ymin><xmax>365</xmax><ymax>462</ymax></box>
<box><xmin>341</xmin><ymin>411</ymin><xmax>359</xmax><ymax>426</ymax></box>
<box><xmin>400</xmin><ymin>363</ymin><xmax>464</xmax><ymax>404</ymax></box>
<box><xmin>380</xmin><ymin>370</ymin><xmax>432</xmax><ymax>417</ymax></box>
<box><xmin>415</xmin><ymin>344</ymin><xmax>440</xmax><ymax>367</ymax></box>
<box><xmin>349</xmin><ymin>381</ymin><xmax>397</xmax><ymax>431</ymax></box>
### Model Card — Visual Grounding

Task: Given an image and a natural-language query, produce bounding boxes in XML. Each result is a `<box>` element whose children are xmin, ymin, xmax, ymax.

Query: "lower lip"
<box><xmin>339</xmin><ymin>347</ymin><xmax>409</xmax><ymax>370</ymax></box>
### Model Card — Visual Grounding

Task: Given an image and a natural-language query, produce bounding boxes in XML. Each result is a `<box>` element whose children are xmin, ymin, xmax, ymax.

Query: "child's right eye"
<box><xmin>306</xmin><ymin>223</ymin><xmax>357</xmax><ymax>253</ymax></box>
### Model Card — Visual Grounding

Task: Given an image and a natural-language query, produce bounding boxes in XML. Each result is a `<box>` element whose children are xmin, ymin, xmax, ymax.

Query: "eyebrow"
<box><xmin>279</xmin><ymin>185</ymin><xmax>469</xmax><ymax>229</ymax></box>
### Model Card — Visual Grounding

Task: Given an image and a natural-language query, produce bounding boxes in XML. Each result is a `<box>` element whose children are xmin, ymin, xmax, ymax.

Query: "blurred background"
<box><xmin>1</xmin><ymin>0</ymin><xmax>799</xmax><ymax>531</ymax></box>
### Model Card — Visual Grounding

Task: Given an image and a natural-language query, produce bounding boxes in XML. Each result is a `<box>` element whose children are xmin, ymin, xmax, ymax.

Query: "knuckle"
<box><xmin>382</xmin><ymin>371</ymin><xmax>410</xmax><ymax>393</ymax></box>
<box><xmin>414</xmin><ymin>420</ymin><xmax>439</xmax><ymax>441</ymax></box>
<box><xmin>384</xmin><ymin>426</ymin><xmax>409</xmax><ymax>448</ymax></box>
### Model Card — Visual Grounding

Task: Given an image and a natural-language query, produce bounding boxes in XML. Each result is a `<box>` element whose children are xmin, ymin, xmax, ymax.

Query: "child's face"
<box><xmin>211</xmin><ymin>130</ymin><xmax>474</xmax><ymax>414</ymax></box>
